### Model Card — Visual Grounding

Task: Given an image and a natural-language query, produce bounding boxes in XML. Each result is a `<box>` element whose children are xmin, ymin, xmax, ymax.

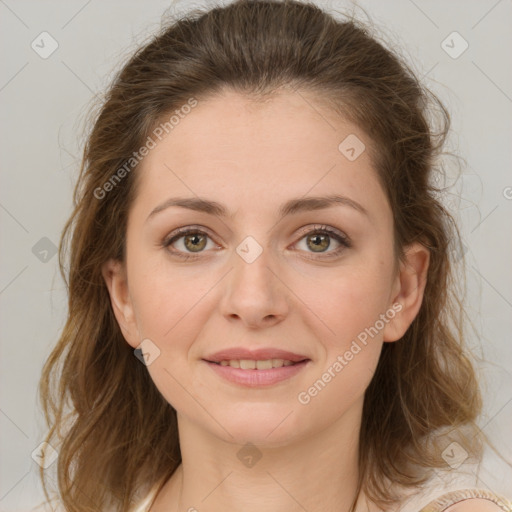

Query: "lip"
<box><xmin>203</xmin><ymin>347</ymin><xmax>309</xmax><ymax>363</ymax></box>
<box><xmin>204</xmin><ymin>359</ymin><xmax>310</xmax><ymax>387</ymax></box>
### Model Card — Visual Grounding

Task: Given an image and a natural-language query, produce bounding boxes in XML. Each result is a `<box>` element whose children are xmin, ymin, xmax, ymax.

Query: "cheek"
<box><xmin>303</xmin><ymin>263</ymin><xmax>394</xmax><ymax>349</ymax></box>
<box><xmin>129</xmin><ymin>256</ymin><xmax>208</xmax><ymax>341</ymax></box>
<box><xmin>296</xmin><ymin>269</ymin><xmax>390</xmax><ymax>414</ymax></box>
<box><xmin>131</xmin><ymin>266</ymin><xmax>205</xmax><ymax>409</ymax></box>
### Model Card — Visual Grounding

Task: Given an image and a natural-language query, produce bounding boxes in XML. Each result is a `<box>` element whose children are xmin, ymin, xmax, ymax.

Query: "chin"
<box><xmin>208</xmin><ymin>405</ymin><xmax>307</xmax><ymax>448</ymax></box>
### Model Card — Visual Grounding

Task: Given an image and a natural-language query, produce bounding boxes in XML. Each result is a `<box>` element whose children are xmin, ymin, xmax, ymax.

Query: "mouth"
<box><xmin>202</xmin><ymin>347</ymin><xmax>311</xmax><ymax>387</ymax></box>
<box><xmin>205</xmin><ymin>358</ymin><xmax>309</xmax><ymax>369</ymax></box>
<box><xmin>203</xmin><ymin>347</ymin><xmax>310</xmax><ymax>364</ymax></box>
<box><xmin>202</xmin><ymin>358</ymin><xmax>311</xmax><ymax>387</ymax></box>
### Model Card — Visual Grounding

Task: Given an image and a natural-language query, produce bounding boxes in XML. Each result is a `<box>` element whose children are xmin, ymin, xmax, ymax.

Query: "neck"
<box><xmin>153</xmin><ymin>397</ymin><xmax>377</xmax><ymax>512</ymax></box>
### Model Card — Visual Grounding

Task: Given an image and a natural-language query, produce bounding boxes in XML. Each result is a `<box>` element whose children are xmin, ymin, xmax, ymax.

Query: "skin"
<box><xmin>102</xmin><ymin>88</ymin><xmax>430</xmax><ymax>512</ymax></box>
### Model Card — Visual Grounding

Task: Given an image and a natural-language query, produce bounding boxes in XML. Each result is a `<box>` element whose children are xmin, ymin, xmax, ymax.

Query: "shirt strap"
<box><xmin>418</xmin><ymin>488</ymin><xmax>512</xmax><ymax>512</ymax></box>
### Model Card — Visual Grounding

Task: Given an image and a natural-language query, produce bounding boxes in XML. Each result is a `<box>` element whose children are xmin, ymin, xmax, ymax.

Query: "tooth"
<box><xmin>256</xmin><ymin>359</ymin><xmax>273</xmax><ymax>370</ymax></box>
<box><xmin>217</xmin><ymin>359</ymin><xmax>298</xmax><ymax>369</ymax></box>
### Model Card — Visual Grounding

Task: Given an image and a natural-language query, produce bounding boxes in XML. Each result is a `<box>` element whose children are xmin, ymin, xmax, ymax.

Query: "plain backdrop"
<box><xmin>1</xmin><ymin>0</ymin><xmax>511</xmax><ymax>510</ymax></box>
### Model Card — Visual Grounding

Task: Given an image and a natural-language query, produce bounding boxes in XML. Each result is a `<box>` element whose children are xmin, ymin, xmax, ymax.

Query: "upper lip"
<box><xmin>203</xmin><ymin>348</ymin><xmax>310</xmax><ymax>363</ymax></box>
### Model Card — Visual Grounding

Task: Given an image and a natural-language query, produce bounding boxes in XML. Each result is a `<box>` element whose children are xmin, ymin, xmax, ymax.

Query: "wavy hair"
<box><xmin>38</xmin><ymin>1</ymin><xmax>502</xmax><ymax>510</ymax></box>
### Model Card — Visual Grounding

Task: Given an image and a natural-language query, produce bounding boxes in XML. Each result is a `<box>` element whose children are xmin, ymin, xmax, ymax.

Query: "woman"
<box><xmin>38</xmin><ymin>1</ymin><xmax>512</xmax><ymax>511</ymax></box>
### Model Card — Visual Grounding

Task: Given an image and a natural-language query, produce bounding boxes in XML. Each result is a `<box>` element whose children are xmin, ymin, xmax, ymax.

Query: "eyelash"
<box><xmin>162</xmin><ymin>224</ymin><xmax>351</xmax><ymax>261</ymax></box>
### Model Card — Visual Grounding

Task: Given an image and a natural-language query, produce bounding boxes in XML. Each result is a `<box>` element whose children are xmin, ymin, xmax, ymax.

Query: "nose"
<box><xmin>220</xmin><ymin>242</ymin><xmax>289</xmax><ymax>330</ymax></box>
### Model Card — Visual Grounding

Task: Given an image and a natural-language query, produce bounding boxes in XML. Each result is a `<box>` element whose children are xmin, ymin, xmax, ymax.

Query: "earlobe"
<box><xmin>101</xmin><ymin>259</ymin><xmax>140</xmax><ymax>348</ymax></box>
<box><xmin>383</xmin><ymin>242</ymin><xmax>430</xmax><ymax>342</ymax></box>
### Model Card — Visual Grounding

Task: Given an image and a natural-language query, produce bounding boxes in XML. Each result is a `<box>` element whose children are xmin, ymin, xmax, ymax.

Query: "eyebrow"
<box><xmin>146</xmin><ymin>194</ymin><xmax>369</xmax><ymax>223</ymax></box>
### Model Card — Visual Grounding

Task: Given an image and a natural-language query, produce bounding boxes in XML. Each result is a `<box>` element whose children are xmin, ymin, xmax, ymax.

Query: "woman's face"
<box><xmin>103</xmin><ymin>88</ymin><xmax>428</xmax><ymax>446</ymax></box>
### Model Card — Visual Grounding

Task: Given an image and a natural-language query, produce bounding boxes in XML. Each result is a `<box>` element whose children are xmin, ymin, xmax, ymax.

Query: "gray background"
<box><xmin>0</xmin><ymin>0</ymin><xmax>511</xmax><ymax>509</ymax></box>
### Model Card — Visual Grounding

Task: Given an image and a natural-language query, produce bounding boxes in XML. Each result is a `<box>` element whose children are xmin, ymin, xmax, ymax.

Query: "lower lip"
<box><xmin>204</xmin><ymin>360</ymin><xmax>310</xmax><ymax>387</ymax></box>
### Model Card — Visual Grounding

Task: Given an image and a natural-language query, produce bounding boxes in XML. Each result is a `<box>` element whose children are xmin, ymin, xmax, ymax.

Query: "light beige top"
<box><xmin>418</xmin><ymin>488</ymin><xmax>512</xmax><ymax>511</ymax></box>
<box><xmin>132</xmin><ymin>487</ymin><xmax>512</xmax><ymax>512</ymax></box>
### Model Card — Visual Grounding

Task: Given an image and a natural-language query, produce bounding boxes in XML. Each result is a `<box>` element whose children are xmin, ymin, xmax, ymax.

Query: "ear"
<box><xmin>383</xmin><ymin>242</ymin><xmax>430</xmax><ymax>342</ymax></box>
<box><xmin>101</xmin><ymin>258</ymin><xmax>140</xmax><ymax>348</ymax></box>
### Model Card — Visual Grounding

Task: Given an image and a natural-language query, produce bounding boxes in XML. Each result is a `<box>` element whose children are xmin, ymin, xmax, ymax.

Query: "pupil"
<box><xmin>309</xmin><ymin>234</ymin><xmax>329</xmax><ymax>252</ymax></box>
<box><xmin>185</xmin><ymin>234</ymin><xmax>206</xmax><ymax>252</ymax></box>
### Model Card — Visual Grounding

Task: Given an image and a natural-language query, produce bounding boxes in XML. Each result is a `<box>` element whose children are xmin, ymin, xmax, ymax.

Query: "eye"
<box><xmin>162</xmin><ymin>224</ymin><xmax>351</xmax><ymax>261</ymax></box>
<box><xmin>293</xmin><ymin>224</ymin><xmax>351</xmax><ymax>259</ymax></box>
<box><xmin>162</xmin><ymin>226</ymin><xmax>218</xmax><ymax>260</ymax></box>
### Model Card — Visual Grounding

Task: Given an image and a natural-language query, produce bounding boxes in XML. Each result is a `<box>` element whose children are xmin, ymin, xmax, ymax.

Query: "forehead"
<box><xmin>130</xmin><ymin>89</ymin><xmax>388</xmax><ymax>222</ymax></box>
<box><xmin>155</xmin><ymin>88</ymin><xmax>368</xmax><ymax>162</ymax></box>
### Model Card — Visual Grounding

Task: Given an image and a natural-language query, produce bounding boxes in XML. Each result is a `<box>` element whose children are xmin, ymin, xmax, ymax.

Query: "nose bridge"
<box><xmin>220</xmin><ymin>232</ymin><xmax>288</xmax><ymax>327</ymax></box>
<box><xmin>232</xmin><ymin>233</ymin><xmax>277</xmax><ymax>298</ymax></box>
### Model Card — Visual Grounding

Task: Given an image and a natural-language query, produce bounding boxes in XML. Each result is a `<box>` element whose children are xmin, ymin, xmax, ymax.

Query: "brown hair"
<box><xmin>38</xmin><ymin>1</ymin><xmax>501</xmax><ymax>510</ymax></box>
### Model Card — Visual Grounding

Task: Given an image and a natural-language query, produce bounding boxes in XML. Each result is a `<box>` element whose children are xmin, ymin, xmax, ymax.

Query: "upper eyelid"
<box><xmin>295</xmin><ymin>223</ymin><xmax>348</xmax><ymax>239</ymax></box>
<box><xmin>165</xmin><ymin>224</ymin><xmax>346</xmax><ymax>238</ymax></box>
<box><xmin>164</xmin><ymin>225</ymin><xmax>217</xmax><ymax>243</ymax></box>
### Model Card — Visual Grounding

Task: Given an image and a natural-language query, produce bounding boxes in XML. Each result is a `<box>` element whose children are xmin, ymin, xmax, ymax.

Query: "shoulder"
<box><xmin>417</xmin><ymin>488</ymin><xmax>512</xmax><ymax>512</ymax></box>
<box><xmin>443</xmin><ymin>498</ymin><xmax>508</xmax><ymax>511</ymax></box>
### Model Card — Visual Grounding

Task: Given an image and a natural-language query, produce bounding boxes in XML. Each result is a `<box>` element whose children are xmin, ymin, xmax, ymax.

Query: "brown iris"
<box><xmin>307</xmin><ymin>233</ymin><xmax>330</xmax><ymax>252</ymax></box>
<box><xmin>183</xmin><ymin>233</ymin><xmax>207</xmax><ymax>252</ymax></box>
